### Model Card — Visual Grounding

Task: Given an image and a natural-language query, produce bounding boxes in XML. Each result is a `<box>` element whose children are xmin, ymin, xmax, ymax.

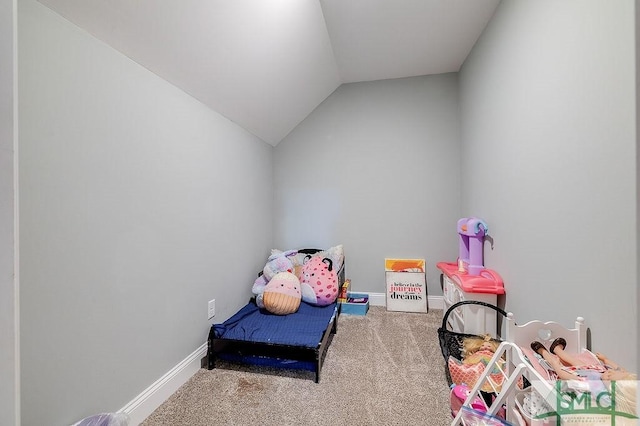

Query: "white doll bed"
<box><xmin>451</xmin><ymin>312</ymin><xmax>588</xmax><ymax>425</ymax></box>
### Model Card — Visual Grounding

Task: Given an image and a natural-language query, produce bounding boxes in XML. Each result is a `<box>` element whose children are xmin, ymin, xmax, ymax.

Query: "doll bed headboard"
<box><xmin>505</xmin><ymin>312</ymin><xmax>587</xmax><ymax>353</ymax></box>
<box><xmin>505</xmin><ymin>312</ymin><xmax>589</xmax><ymax>381</ymax></box>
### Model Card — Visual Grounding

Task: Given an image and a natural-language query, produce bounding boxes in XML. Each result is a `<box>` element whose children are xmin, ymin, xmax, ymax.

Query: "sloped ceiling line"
<box><xmin>37</xmin><ymin>0</ymin><xmax>500</xmax><ymax>145</ymax></box>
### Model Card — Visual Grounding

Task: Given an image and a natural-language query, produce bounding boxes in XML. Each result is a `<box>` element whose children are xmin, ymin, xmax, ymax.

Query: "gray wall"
<box><xmin>0</xmin><ymin>0</ymin><xmax>18</xmax><ymax>425</ymax></box>
<box><xmin>13</xmin><ymin>1</ymin><xmax>640</xmax><ymax>424</ymax></box>
<box><xmin>636</xmin><ymin>0</ymin><xmax>640</xmax><ymax>377</ymax></box>
<box><xmin>18</xmin><ymin>1</ymin><xmax>273</xmax><ymax>425</ymax></box>
<box><xmin>459</xmin><ymin>0</ymin><xmax>637</xmax><ymax>369</ymax></box>
<box><xmin>274</xmin><ymin>74</ymin><xmax>461</xmax><ymax>297</ymax></box>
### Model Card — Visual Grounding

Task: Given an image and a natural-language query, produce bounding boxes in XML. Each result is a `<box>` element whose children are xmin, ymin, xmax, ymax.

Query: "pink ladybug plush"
<box><xmin>299</xmin><ymin>256</ymin><xmax>339</xmax><ymax>306</ymax></box>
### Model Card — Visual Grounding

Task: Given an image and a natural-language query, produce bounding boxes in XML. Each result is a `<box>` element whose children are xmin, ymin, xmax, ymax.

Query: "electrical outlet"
<box><xmin>208</xmin><ymin>299</ymin><xmax>215</xmax><ymax>319</ymax></box>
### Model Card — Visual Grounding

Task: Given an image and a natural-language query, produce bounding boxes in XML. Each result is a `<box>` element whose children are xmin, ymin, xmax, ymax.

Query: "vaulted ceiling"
<box><xmin>37</xmin><ymin>0</ymin><xmax>500</xmax><ymax>145</ymax></box>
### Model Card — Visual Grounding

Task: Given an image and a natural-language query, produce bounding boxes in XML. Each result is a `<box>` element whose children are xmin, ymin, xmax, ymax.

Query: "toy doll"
<box><xmin>449</xmin><ymin>334</ymin><xmax>505</xmax><ymax>393</ymax></box>
<box><xmin>531</xmin><ymin>338</ymin><xmax>635</xmax><ymax>381</ymax></box>
<box><xmin>462</xmin><ymin>334</ymin><xmax>500</xmax><ymax>361</ymax></box>
<box><xmin>531</xmin><ymin>338</ymin><xmax>637</xmax><ymax>420</ymax></box>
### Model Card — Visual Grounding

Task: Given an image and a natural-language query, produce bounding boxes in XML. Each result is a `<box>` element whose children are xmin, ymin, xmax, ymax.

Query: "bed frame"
<box><xmin>207</xmin><ymin>307</ymin><xmax>338</xmax><ymax>383</ymax></box>
<box><xmin>207</xmin><ymin>250</ymin><xmax>345</xmax><ymax>383</ymax></box>
<box><xmin>452</xmin><ymin>312</ymin><xmax>588</xmax><ymax>425</ymax></box>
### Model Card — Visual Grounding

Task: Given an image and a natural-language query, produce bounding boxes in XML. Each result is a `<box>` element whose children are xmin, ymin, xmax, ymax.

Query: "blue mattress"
<box><xmin>213</xmin><ymin>300</ymin><xmax>338</xmax><ymax>348</ymax></box>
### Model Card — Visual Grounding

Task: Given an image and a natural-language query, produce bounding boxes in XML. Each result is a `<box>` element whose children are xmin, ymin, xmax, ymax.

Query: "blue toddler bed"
<box><xmin>207</xmin><ymin>249</ymin><xmax>345</xmax><ymax>383</ymax></box>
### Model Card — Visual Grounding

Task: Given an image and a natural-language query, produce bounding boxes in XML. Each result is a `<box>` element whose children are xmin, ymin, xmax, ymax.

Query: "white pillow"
<box><xmin>312</xmin><ymin>245</ymin><xmax>344</xmax><ymax>272</ymax></box>
<box><xmin>271</xmin><ymin>245</ymin><xmax>344</xmax><ymax>272</ymax></box>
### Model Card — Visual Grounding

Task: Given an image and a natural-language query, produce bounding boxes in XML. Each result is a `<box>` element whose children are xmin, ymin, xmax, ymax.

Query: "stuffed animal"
<box><xmin>263</xmin><ymin>250</ymin><xmax>297</xmax><ymax>281</ymax></box>
<box><xmin>260</xmin><ymin>271</ymin><xmax>301</xmax><ymax>315</ymax></box>
<box><xmin>252</xmin><ymin>250</ymin><xmax>298</xmax><ymax>297</ymax></box>
<box><xmin>299</xmin><ymin>255</ymin><xmax>339</xmax><ymax>306</ymax></box>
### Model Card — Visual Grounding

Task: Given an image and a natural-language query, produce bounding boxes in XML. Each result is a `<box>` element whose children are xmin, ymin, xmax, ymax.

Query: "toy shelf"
<box><xmin>437</xmin><ymin>217</ymin><xmax>505</xmax><ymax>336</ymax></box>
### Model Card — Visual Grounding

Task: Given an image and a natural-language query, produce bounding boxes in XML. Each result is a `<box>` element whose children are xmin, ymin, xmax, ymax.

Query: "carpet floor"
<box><xmin>141</xmin><ymin>306</ymin><xmax>452</xmax><ymax>426</ymax></box>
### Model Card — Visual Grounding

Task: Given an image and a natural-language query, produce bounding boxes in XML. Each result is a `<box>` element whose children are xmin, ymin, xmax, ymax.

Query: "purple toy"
<box><xmin>457</xmin><ymin>217</ymin><xmax>489</xmax><ymax>276</ymax></box>
<box><xmin>437</xmin><ymin>217</ymin><xmax>504</xmax><ymax>294</ymax></box>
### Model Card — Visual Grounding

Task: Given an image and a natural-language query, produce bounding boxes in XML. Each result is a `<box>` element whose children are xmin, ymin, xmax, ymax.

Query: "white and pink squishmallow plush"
<box><xmin>260</xmin><ymin>272</ymin><xmax>301</xmax><ymax>315</ymax></box>
<box><xmin>299</xmin><ymin>256</ymin><xmax>339</xmax><ymax>306</ymax></box>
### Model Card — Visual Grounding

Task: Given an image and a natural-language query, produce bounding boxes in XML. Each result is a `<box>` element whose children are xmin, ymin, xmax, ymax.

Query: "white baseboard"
<box><xmin>368</xmin><ymin>292</ymin><xmax>444</xmax><ymax>310</ymax></box>
<box><xmin>368</xmin><ymin>292</ymin><xmax>386</xmax><ymax>306</ymax></box>
<box><xmin>119</xmin><ymin>343</ymin><xmax>207</xmax><ymax>425</ymax></box>
<box><xmin>428</xmin><ymin>295</ymin><xmax>444</xmax><ymax>310</ymax></box>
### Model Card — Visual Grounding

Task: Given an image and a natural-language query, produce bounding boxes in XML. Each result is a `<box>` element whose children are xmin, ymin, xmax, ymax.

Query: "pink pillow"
<box><xmin>575</xmin><ymin>348</ymin><xmax>602</xmax><ymax>366</ymax></box>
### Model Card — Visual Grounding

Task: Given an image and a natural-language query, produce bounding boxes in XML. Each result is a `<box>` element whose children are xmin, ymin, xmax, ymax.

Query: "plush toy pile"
<box><xmin>252</xmin><ymin>245</ymin><xmax>343</xmax><ymax>315</ymax></box>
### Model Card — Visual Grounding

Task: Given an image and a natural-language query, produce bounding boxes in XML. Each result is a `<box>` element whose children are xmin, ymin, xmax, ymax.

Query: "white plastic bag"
<box><xmin>72</xmin><ymin>412</ymin><xmax>130</xmax><ymax>426</ymax></box>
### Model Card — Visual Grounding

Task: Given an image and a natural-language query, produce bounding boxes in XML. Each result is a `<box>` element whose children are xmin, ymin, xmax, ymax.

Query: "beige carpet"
<box><xmin>142</xmin><ymin>306</ymin><xmax>452</xmax><ymax>426</ymax></box>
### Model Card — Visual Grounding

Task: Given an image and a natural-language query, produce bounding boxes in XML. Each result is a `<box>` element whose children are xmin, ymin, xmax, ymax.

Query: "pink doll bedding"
<box><xmin>448</xmin><ymin>349</ymin><xmax>507</xmax><ymax>393</ymax></box>
<box><xmin>518</xmin><ymin>346</ymin><xmax>603</xmax><ymax>382</ymax></box>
